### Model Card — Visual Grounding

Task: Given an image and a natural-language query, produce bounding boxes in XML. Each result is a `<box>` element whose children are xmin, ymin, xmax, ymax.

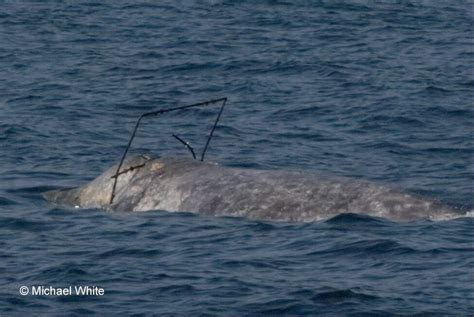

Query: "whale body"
<box><xmin>43</xmin><ymin>155</ymin><xmax>464</xmax><ymax>222</ymax></box>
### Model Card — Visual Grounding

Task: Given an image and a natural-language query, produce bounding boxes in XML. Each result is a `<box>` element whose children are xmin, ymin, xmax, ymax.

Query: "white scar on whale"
<box><xmin>42</xmin><ymin>155</ymin><xmax>470</xmax><ymax>222</ymax></box>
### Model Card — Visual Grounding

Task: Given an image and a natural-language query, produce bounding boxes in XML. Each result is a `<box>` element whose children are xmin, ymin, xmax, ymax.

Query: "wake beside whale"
<box><xmin>42</xmin><ymin>155</ymin><xmax>468</xmax><ymax>222</ymax></box>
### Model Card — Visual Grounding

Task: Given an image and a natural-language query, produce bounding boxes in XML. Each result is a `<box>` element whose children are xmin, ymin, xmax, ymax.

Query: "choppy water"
<box><xmin>1</xmin><ymin>1</ymin><xmax>473</xmax><ymax>315</ymax></box>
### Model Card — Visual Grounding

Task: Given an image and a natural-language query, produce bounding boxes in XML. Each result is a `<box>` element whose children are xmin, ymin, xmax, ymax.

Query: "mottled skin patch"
<box><xmin>43</xmin><ymin>155</ymin><xmax>465</xmax><ymax>222</ymax></box>
<box><xmin>150</xmin><ymin>162</ymin><xmax>164</xmax><ymax>172</ymax></box>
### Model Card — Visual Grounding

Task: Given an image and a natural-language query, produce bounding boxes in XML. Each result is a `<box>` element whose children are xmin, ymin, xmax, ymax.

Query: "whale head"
<box><xmin>43</xmin><ymin>155</ymin><xmax>153</xmax><ymax>209</ymax></box>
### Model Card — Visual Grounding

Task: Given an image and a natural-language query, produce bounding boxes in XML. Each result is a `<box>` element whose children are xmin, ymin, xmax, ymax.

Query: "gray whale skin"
<box><xmin>43</xmin><ymin>155</ymin><xmax>465</xmax><ymax>222</ymax></box>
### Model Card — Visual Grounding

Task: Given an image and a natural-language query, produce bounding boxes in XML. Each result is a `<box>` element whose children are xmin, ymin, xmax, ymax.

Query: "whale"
<box><xmin>42</xmin><ymin>154</ymin><xmax>465</xmax><ymax>222</ymax></box>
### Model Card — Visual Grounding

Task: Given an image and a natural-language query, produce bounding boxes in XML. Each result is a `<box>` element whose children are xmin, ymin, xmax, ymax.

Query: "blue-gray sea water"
<box><xmin>1</xmin><ymin>1</ymin><xmax>473</xmax><ymax>316</ymax></box>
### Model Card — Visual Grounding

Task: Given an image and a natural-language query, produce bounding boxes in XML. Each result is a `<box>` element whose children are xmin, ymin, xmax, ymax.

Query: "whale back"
<box><xmin>43</xmin><ymin>155</ymin><xmax>152</xmax><ymax>208</ymax></box>
<box><xmin>42</xmin><ymin>155</ymin><xmax>465</xmax><ymax>222</ymax></box>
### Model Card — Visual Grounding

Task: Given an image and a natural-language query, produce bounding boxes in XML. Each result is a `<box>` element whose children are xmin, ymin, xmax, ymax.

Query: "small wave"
<box><xmin>153</xmin><ymin>284</ymin><xmax>195</xmax><ymax>296</ymax></box>
<box><xmin>248</xmin><ymin>301</ymin><xmax>312</xmax><ymax>316</ymax></box>
<box><xmin>359</xmin><ymin>114</ymin><xmax>426</xmax><ymax>127</ymax></box>
<box><xmin>424</xmin><ymin>85</ymin><xmax>452</xmax><ymax>93</ymax></box>
<box><xmin>422</xmin><ymin>105</ymin><xmax>472</xmax><ymax>118</ymax></box>
<box><xmin>311</xmin><ymin>238</ymin><xmax>416</xmax><ymax>256</ymax></box>
<box><xmin>273</xmin><ymin>105</ymin><xmax>323</xmax><ymax>116</ymax></box>
<box><xmin>217</xmin><ymin>259</ymin><xmax>280</xmax><ymax>269</ymax></box>
<box><xmin>244</xmin><ymin>221</ymin><xmax>276</xmax><ymax>232</ymax></box>
<box><xmin>461</xmin><ymin>79</ymin><xmax>474</xmax><ymax>87</ymax></box>
<box><xmin>312</xmin><ymin>288</ymin><xmax>379</xmax><ymax>304</ymax></box>
<box><xmin>428</xmin><ymin>210</ymin><xmax>474</xmax><ymax>222</ymax></box>
<box><xmin>461</xmin><ymin>210</ymin><xmax>474</xmax><ymax>218</ymax></box>
<box><xmin>326</xmin><ymin>213</ymin><xmax>387</xmax><ymax>225</ymax></box>
<box><xmin>0</xmin><ymin>217</ymin><xmax>52</xmax><ymax>232</ymax></box>
<box><xmin>42</xmin><ymin>266</ymin><xmax>88</xmax><ymax>277</ymax></box>
<box><xmin>7</xmin><ymin>185</ymin><xmax>64</xmax><ymax>195</ymax></box>
<box><xmin>96</xmin><ymin>247</ymin><xmax>162</xmax><ymax>259</ymax></box>
<box><xmin>0</xmin><ymin>196</ymin><xmax>17</xmax><ymax>206</ymax></box>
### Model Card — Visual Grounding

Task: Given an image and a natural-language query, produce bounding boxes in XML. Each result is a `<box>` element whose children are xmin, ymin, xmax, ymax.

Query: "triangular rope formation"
<box><xmin>109</xmin><ymin>97</ymin><xmax>228</xmax><ymax>204</ymax></box>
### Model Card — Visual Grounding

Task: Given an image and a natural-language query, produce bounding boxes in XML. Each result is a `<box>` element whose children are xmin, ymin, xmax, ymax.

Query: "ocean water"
<box><xmin>1</xmin><ymin>0</ymin><xmax>473</xmax><ymax>315</ymax></box>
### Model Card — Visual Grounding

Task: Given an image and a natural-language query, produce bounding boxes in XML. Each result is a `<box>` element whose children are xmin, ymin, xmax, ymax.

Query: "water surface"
<box><xmin>1</xmin><ymin>1</ymin><xmax>473</xmax><ymax>315</ymax></box>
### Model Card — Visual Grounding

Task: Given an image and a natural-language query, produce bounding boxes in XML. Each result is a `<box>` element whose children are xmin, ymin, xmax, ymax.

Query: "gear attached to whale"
<box><xmin>109</xmin><ymin>98</ymin><xmax>228</xmax><ymax>204</ymax></box>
